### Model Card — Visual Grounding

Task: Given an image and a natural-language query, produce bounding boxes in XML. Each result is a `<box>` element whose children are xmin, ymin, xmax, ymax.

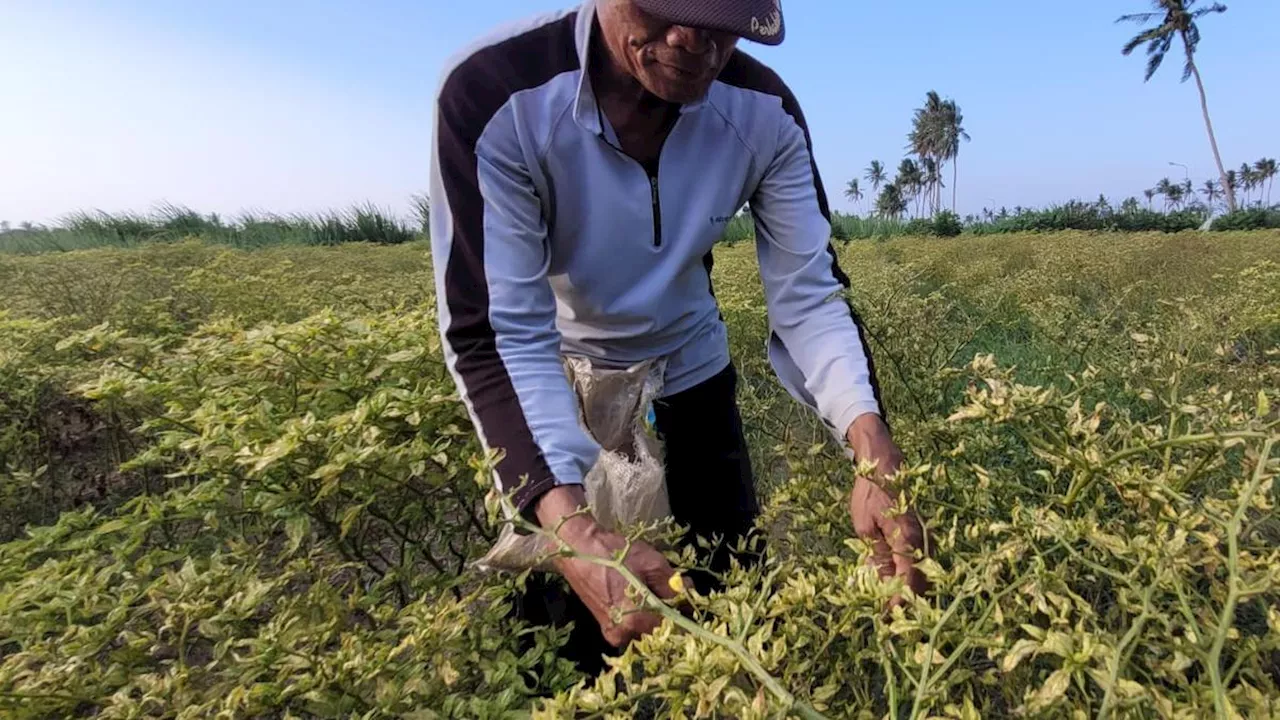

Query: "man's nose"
<box><xmin>666</xmin><ymin>24</ymin><xmax>713</xmax><ymax>54</ymax></box>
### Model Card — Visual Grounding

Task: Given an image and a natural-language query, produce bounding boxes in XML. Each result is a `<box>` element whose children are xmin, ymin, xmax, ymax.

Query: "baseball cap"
<box><xmin>631</xmin><ymin>0</ymin><xmax>785</xmax><ymax>46</ymax></box>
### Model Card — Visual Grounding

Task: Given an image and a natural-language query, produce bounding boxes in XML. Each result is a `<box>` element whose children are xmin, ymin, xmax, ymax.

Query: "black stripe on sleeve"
<box><xmin>717</xmin><ymin>52</ymin><xmax>888</xmax><ymax>424</ymax></box>
<box><xmin>435</xmin><ymin>13</ymin><xmax>580</xmax><ymax>512</ymax></box>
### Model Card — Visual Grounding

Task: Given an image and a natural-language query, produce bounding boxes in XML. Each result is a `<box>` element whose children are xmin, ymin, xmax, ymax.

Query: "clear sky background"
<box><xmin>2</xmin><ymin>0</ymin><xmax>1276</xmax><ymax>226</ymax></box>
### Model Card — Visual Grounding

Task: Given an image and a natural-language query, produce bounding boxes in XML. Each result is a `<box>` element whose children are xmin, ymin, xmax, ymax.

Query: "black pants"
<box><xmin>511</xmin><ymin>361</ymin><xmax>762</xmax><ymax>677</ymax></box>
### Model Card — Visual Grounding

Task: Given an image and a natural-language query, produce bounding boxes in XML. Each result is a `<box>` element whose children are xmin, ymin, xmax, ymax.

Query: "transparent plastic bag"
<box><xmin>472</xmin><ymin>356</ymin><xmax>671</xmax><ymax>574</ymax></box>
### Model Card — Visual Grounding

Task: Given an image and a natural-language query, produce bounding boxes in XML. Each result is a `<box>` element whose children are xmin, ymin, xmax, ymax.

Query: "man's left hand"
<box><xmin>845</xmin><ymin>414</ymin><xmax>927</xmax><ymax>608</ymax></box>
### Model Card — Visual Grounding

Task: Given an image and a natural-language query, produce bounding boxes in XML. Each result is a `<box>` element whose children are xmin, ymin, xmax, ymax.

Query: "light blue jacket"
<box><xmin>428</xmin><ymin>0</ymin><xmax>884</xmax><ymax>513</ymax></box>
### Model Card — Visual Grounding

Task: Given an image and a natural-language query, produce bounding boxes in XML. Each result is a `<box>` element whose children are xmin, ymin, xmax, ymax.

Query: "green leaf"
<box><xmin>811</xmin><ymin>683</ymin><xmax>838</xmax><ymax>703</ymax></box>
<box><xmin>1258</xmin><ymin>389</ymin><xmax>1271</xmax><ymax>418</ymax></box>
<box><xmin>339</xmin><ymin>504</ymin><xmax>364</xmax><ymax>539</ymax></box>
<box><xmin>285</xmin><ymin>514</ymin><xmax>311</xmax><ymax>554</ymax></box>
<box><xmin>91</xmin><ymin>518</ymin><xmax>134</xmax><ymax>537</ymax></box>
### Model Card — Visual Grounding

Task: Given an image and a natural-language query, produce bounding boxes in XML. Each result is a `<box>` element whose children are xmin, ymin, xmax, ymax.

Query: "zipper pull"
<box><xmin>650</xmin><ymin>176</ymin><xmax>662</xmax><ymax>247</ymax></box>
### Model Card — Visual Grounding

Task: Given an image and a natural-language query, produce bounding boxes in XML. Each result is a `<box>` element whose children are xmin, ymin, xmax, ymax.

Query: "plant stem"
<box><xmin>1097</xmin><ymin>582</ymin><xmax>1156</xmax><ymax>720</ymax></box>
<box><xmin>908</xmin><ymin>594</ymin><xmax>965</xmax><ymax>720</ymax></box>
<box><xmin>1207</xmin><ymin>439</ymin><xmax>1273</xmax><ymax>720</ymax></box>
<box><xmin>908</xmin><ymin>572</ymin><xmax>1029</xmax><ymax>720</ymax></box>
<box><xmin>881</xmin><ymin>645</ymin><xmax>900</xmax><ymax>720</ymax></box>
<box><xmin>1066</xmin><ymin>431</ymin><xmax>1269</xmax><ymax>506</ymax></box>
<box><xmin>520</xmin><ymin>512</ymin><xmax>830</xmax><ymax>720</ymax></box>
<box><xmin>608</xmin><ymin>556</ymin><xmax>828</xmax><ymax>720</ymax></box>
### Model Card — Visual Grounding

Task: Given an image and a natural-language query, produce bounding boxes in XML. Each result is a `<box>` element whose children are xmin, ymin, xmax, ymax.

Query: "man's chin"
<box><xmin>645</xmin><ymin>78</ymin><xmax>712</xmax><ymax>105</ymax></box>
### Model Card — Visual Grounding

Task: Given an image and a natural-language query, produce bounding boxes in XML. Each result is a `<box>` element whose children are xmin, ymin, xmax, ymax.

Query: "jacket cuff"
<box><xmin>831</xmin><ymin>400</ymin><xmax>883</xmax><ymax>450</ymax></box>
<box><xmin>511</xmin><ymin>456</ymin><xmax>591</xmax><ymax>527</ymax></box>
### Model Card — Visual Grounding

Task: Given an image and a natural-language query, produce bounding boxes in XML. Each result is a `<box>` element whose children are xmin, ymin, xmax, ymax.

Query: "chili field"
<box><xmin>1</xmin><ymin>230</ymin><xmax>1278</xmax><ymax>718</ymax></box>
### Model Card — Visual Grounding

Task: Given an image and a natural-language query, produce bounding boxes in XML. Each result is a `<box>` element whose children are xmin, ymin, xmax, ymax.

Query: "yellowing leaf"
<box><xmin>914</xmin><ymin>642</ymin><xmax>946</xmax><ymax>666</ymax></box>
<box><xmin>1258</xmin><ymin>389</ymin><xmax>1271</xmax><ymax>418</ymax></box>
<box><xmin>339</xmin><ymin>504</ymin><xmax>364</xmax><ymax>539</ymax></box>
<box><xmin>668</xmin><ymin>573</ymin><xmax>686</xmax><ymax>594</ymax></box>
<box><xmin>705</xmin><ymin>675</ymin><xmax>730</xmax><ymax>703</ymax></box>
<box><xmin>1039</xmin><ymin>631</ymin><xmax>1072</xmax><ymax>658</ymax></box>
<box><xmin>1002</xmin><ymin>639</ymin><xmax>1040</xmax><ymax>673</ymax></box>
<box><xmin>1031</xmin><ymin>668</ymin><xmax>1072</xmax><ymax>710</ymax></box>
<box><xmin>811</xmin><ymin>684</ymin><xmax>838</xmax><ymax>703</ymax></box>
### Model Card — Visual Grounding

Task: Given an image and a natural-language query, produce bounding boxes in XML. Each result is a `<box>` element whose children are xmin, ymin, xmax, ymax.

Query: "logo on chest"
<box><xmin>709</xmin><ymin>215</ymin><xmax>735</xmax><ymax>225</ymax></box>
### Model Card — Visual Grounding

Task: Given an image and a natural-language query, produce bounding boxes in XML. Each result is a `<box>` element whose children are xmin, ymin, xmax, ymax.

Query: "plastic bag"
<box><xmin>472</xmin><ymin>355</ymin><xmax>671</xmax><ymax>574</ymax></box>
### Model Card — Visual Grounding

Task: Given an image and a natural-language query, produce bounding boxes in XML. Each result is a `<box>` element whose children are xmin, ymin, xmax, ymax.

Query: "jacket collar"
<box><xmin>571</xmin><ymin>0</ymin><xmax>708</xmax><ymax>136</ymax></box>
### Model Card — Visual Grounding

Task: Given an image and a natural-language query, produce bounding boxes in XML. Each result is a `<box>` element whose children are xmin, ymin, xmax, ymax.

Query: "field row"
<box><xmin>0</xmin><ymin>231</ymin><xmax>1277</xmax><ymax>717</ymax></box>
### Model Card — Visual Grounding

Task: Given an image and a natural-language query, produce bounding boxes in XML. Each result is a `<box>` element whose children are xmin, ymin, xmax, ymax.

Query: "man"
<box><xmin>428</xmin><ymin>0</ymin><xmax>926</xmax><ymax>675</ymax></box>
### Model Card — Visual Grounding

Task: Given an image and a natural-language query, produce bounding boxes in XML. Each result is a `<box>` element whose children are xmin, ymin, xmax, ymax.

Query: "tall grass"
<box><xmin>0</xmin><ymin>203</ymin><xmax>416</xmax><ymax>254</ymax></box>
<box><xmin>719</xmin><ymin>211</ymin><xmax>908</xmax><ymax>245</ymax></box>
<box><xmin>830</xmin><ymin>213</ymin><xmax>910</xmax><ymax>240</ymax></box>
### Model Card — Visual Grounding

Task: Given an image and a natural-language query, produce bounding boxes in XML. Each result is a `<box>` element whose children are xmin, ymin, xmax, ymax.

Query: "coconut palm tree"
<box><xmin>1118</xmin><ymin>1</ymin><xmax>1235</xmax><ymax>211</ymax></box>
<box><xmin>844</xmin><ymin>178</ymin><xmax>864</xmax><ymax>213</ymax></box>
<box><xmin>865</xmin><ymin>161</ymin><xmax>887</xmax><ymax>196</ymax></box>
<box><xmin>1143</xmin><ymin>188</ymin><xmax>1156</xmax><ymax>210</ymax></box>
<box><xmin>908</xmin><ymin>92</ymin><xmax>944</xmax><ymax>214</ymax></box>
<box><xmin>937</xmin><ymin>98</ymin><xmax>969</xmax><ymax>213</ymax></box>
<box><xmin>1156</xmin><ymin>177</ymin><xmax>1175</xmax><ymax>210</ymax></box>
<box><xmin>896</xmin><ymin>159</ymin><xmax>923</xmax><ymax>218</ymax></box>
<box><xmin>875</xmin><ymin>182</ymin><xmax>908</xmax><ymax>219</ymax></box>
<box><xmin>1254</xmin><ymin>158</ymin><xmax>1276</xmax><ymax>205</ymax></box>
<box><xmin>920</xmin><ymin>157</ymin><xmax>943</xmax><ymax>216</ymax></box>
<box><xmin>1238</xmin><ymin>162</ymin><xmax>1257</xmax><ymax>207</ymax></box>
<box><xmin>1200</xmin><ymin>179</ymin><xmax>1221</xmax><ymax>210</ymax></box>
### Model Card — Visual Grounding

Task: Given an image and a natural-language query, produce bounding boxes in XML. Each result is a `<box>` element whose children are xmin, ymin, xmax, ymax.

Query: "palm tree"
<box><xmin>1239</xmin><ymin>162</ymin><xmax>1256</xmax><ymax>207</ymax></box>
<box><xmin>865</xmin><ymin>161</ymin><xmax>887</xmax><ymax>196</ymax></box>
<box><xmin>1254</xmin><ymin>158</ymin><xmax>1276</xmax><ymax>206</ymax></box>
<box><xmin>937</xmin><ymin>97</ymin><xmax>969</xmax><ymax>213</ymax></box>
<box><xmin>1156</xmin><ymin>177</ymin><xmax>1175</xmax><ymax>210</ymax></box>
<box><xmin>920</xmin><ymin>157</ymin><xmax>943</xmax><ymax>216</ymax></box>
<box><xmin>908</xmin><ymin>92</ymin><xmax>944</xmax><ymax>214</ymax></box>
<box><xmin>1224</xmin><ymin>169</ymin><xmax>1238</xmax><ymax>206</ymax></box>
<box><xmin>896</xmin><ymin>159</ymin><xmax>923</xmax><ymax>218</ymax></box>
<box><xmin>1143</xmin><ymin>188</ymin><xmax>1156</xmax><ymax>210</ymax></box>
<box><xmin>844</xmin><ymin>178</ymin><xmax>864</xmax><ymax>213</ymax></box>
<box><xmin>875</xmin><ymin>182</ymin><xmax>908</xmax><ymax>219</ymax></box>
<box><xmin>1200</xmin><ymin>179</ymin><xmax>1221</xmax><ymax>210</ymax></box>
<box><xmin>1118</xmin><ymin>1</ymin><xmax>1235</xmax><ymax>212</ymax></box>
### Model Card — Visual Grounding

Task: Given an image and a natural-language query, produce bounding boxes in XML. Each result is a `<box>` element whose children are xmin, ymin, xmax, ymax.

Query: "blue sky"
<box><xmin>2</xmin><ymin>0</ymin><xmax>1276</xmax><ymax>225</ymax></box>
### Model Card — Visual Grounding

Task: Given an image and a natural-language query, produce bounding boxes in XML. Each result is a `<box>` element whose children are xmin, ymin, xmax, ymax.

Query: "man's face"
<box><xmin>599</xmin><ymin>1</ymin><xmax>740</xmax><ymax>104</ymax></box>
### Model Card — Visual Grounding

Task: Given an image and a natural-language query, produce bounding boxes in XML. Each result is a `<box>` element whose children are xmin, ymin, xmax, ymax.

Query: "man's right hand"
<box><xmin>534</xmin><ymin>485</ymin><xmax>678</xmax><ymax>648</ymax></box>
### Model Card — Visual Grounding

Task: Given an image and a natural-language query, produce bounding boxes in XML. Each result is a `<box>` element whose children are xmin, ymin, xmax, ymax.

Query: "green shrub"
<box><xmin>904</xmin><ymin>218</ymin><xmax>933</xmax><ymax>236</ymax></box>
<box><xmin>930</xmin><ymin>210</ymin><xmax>963</xmax><ymax>237</ymax></box>
<box><xmin>967</xmin><ymin>202</ymin><xmax>1206</xmax><ymax>235</ymax></box>
<box><xmin>1212</xmin><ymin>207</ymin><xmax>1280</xmax><ymax>231</ymax></box>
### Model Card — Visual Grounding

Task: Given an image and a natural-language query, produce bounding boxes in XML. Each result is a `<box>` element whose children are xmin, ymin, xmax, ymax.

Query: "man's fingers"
<box><xmin>880</xmin><ymin>512</ymin><xmax>928</xmax><ymax>594</ymax></box>
<box><xmin>643</xmin><ymin>564</ymin><xmax>679</xmax><ymax>601</ymax></box>
<box><xmin>868</xmin><ymin>534</ymin><xmax>895</xmax><ymax>578</ymax></box>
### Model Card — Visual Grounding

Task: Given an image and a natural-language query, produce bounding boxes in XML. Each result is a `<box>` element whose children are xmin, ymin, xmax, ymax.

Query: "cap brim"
<box><xmin>631</xmin><ymin>0</ymin><xmax>786</xmax><ymax>46</ymax></box>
